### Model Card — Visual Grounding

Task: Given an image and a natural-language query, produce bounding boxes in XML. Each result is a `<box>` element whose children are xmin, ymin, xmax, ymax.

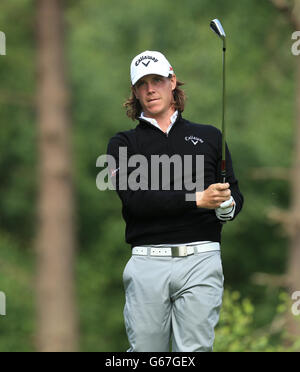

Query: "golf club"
<box><xmin>210</xmin><ymin>19</ymin><xmax>227</xmax><ymax>184</ymax></box>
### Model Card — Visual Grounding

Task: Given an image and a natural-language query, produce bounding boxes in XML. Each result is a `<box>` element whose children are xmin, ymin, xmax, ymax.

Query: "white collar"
<box><xmin>140</xmin><ymin>111</ymin><xmax>178</xmax><ymax>135</ymax></box>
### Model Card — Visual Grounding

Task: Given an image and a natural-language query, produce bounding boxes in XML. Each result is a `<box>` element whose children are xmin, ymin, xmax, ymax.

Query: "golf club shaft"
<box><xmin>210</xmin><ymin>19</ymin><xmax>228</xmax><ymax>224</ymax></box>
<box><xmin>221</xmin><ymin>39</ymin><xmax>226</xmax><ymax>183</ymax></box>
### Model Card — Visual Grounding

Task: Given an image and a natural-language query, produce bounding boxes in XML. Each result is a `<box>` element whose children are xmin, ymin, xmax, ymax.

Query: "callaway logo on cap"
<box><xmin>130</xmin><ymin>51</ymin><xmax>175</xmax><ymax>86</ymax></box>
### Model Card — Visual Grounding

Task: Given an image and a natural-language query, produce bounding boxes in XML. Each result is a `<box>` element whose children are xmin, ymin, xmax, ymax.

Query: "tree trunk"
<box><xmin>35</xmin><ymin>0</ymin><xmax>78</xmax><ymax>352</ymax></box>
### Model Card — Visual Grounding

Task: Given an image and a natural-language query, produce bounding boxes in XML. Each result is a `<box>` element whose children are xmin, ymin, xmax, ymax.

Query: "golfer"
<box><xmin>107</xmin><ymin>51</ymin><xmax>244</xmax><ymax>352</ymax></box>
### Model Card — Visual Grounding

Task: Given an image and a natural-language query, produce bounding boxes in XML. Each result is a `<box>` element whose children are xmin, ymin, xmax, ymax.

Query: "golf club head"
<box><xmin>210</xmin><ymin>19</ymin><xmax>226</xmax><ymax>39</ymax></box>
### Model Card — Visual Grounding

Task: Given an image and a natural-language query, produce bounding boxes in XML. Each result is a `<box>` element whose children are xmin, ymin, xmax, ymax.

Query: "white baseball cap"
<box><xmin>130</xmin><ymin>50</ymin><xmax>175</xmax><ymax>86</ymax></box>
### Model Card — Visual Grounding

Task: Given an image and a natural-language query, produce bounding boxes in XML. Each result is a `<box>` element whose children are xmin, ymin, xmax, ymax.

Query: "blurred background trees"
<box><xmin>0</xmin><ymin>0</ymin><xmax>299</xmax><ymax>351</ymax></box>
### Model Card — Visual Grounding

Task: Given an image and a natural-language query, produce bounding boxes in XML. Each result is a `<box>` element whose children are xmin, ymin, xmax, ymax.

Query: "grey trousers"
<box><xmin>123</xmin><ymin>250</ymin><xmax>224</xmax><ymax>352</ymax></box>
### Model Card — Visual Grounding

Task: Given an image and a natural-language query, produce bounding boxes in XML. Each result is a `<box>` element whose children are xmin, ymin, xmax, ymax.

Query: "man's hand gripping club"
<box><xmin>196</xmin><ymin>183</ymin><xmax>234</xmax><ymax>210</ymax></box>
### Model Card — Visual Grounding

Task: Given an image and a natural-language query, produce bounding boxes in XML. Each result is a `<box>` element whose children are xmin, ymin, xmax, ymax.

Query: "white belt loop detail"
<box><xmin>132</xmin><ymin>247</ymin><xmax>148</xmax><ymax>256</ymax></box>
<box><xmin>150</xmin><ymin>248</ymin><xmax>170</xmax><ymax>257</ymax></box>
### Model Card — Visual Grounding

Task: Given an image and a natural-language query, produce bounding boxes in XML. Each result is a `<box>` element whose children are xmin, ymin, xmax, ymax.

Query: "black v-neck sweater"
<box><xmin>106</xmin><ymin>114</ymin><xmax>244</xmax><ymax>248</ymax></box>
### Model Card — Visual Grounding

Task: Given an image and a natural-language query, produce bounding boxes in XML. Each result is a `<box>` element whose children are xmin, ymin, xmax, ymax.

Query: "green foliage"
<box><xmin>0</xmin><ymin>232</ymin><xmax>34</xmax><ymax>352</ymax></box>
<box><xmin>215</xmin><ymin>290</ymin><xmax>300</xmax><ymax>352</ymax></box>
<box><xmin>215</xmin><ymin>290</ymin><xmax>280</xmax><ymax>352</ymax></box>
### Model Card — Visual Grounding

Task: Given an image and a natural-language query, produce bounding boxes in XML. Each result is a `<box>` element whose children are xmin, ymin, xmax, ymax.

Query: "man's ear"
<box><xmin>171</xmin><ymin>74</ymin><xmax>177</xmax><ymax>91</ymax></box>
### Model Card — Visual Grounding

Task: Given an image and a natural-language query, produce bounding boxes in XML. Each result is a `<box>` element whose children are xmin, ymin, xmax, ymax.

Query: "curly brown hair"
<box><xmin>123</xmin><ymin>77</ymin><xmax>186</xmax><ymax>121</ymax></box>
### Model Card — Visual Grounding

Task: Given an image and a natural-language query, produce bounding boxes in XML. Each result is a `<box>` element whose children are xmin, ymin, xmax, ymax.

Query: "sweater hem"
<box><xmin>128</xmin><ymin>227</ymin><xmax>222</xmax><ymax>249</ymax></box>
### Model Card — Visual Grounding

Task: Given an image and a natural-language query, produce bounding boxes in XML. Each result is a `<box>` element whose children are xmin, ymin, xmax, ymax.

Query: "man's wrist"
<box><xmin>196</xmin><ymin>191</ymin><xmax>204</xmax><ymax>208</ymax></box>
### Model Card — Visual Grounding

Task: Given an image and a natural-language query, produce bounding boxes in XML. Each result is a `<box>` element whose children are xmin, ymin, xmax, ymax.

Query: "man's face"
<box><xmin>133</xmin><ymin>74</ymin><xmax>177</xmax><ymax>118</ymax></box>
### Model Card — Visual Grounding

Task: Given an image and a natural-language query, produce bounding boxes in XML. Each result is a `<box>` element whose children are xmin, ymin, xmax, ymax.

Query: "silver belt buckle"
<box><xmin>172</xmin><ymin>246</ymin><xmax>188</xmax><ymax>257</ymax></box>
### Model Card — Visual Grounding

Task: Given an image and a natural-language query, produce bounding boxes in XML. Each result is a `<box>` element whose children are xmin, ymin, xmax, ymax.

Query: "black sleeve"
<box><xmin>216</xmin><ymin>129</ymin><xmax>244</xmax><ymax>220</ymax></box>
<box><xmin>106</xmin><ymin>134</ymin><xmax>198</xmax><ymax>219</ymax></box>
